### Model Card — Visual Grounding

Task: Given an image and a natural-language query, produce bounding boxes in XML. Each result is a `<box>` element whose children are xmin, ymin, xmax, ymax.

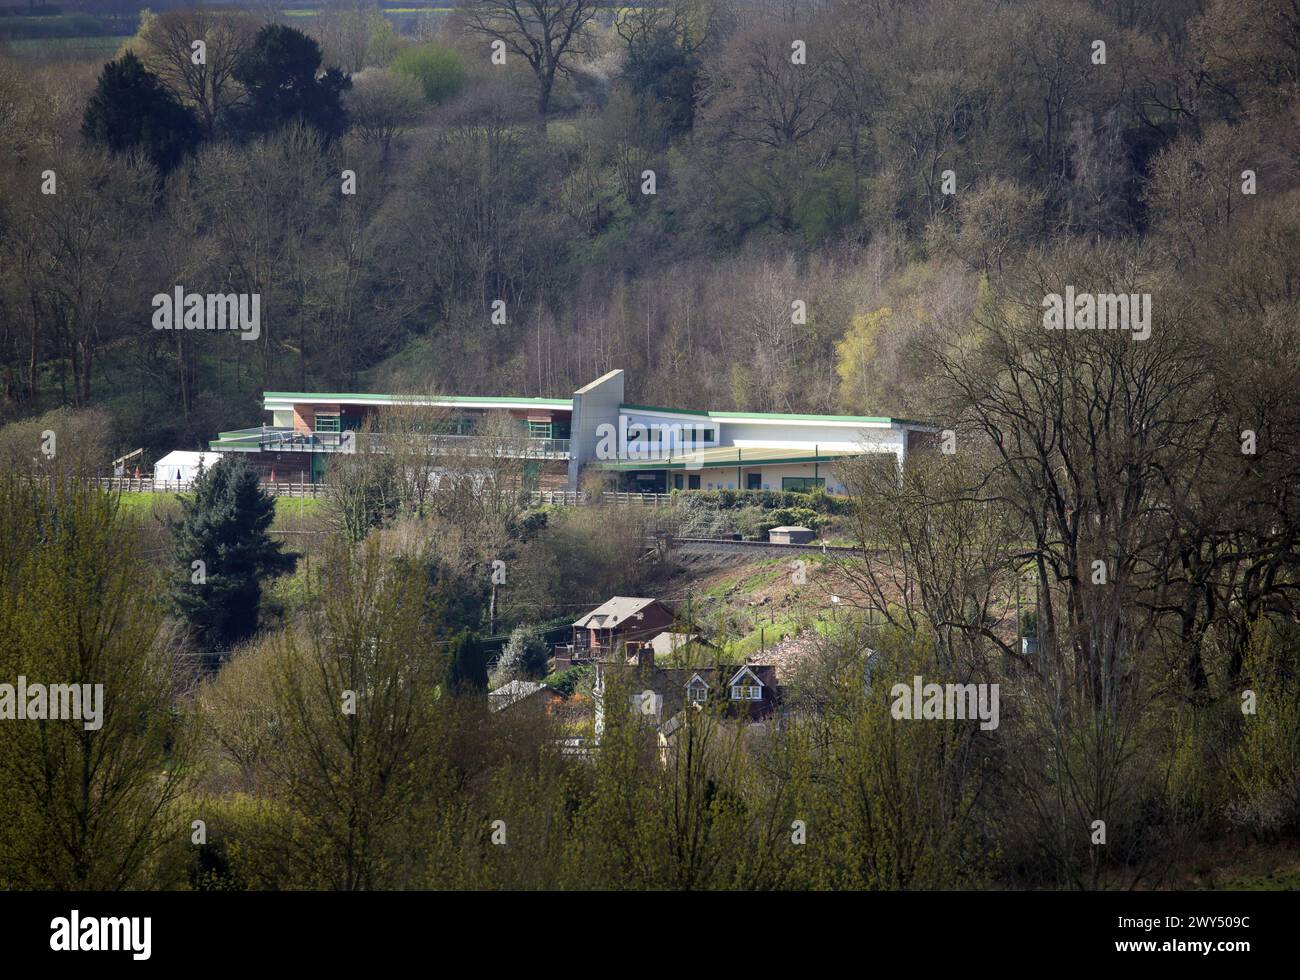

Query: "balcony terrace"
<box><xmin>214</xmin><ymin>425</ymin><xmax>571</xmax><ymax>460</ymax></box>
<box><xmin>551</xmin><ymin>642</ymin><xmax>618</xmax><ymax>668</ymax></box>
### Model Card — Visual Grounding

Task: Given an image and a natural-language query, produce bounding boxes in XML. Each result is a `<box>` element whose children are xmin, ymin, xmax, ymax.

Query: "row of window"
<box><xmin>670</xmin><ymin>474</ymin><xmax>827</xmax><ymax>492</ymax></box>
<box><xmin>632</xmin><ymin>428</ymin><xmax>717</xmax><ymax>445</ymax></box>
<box><xmin>312</xmin><ymin>414</ymin><xmax>572</xmax><ymax>440</ymax></box>
<box><xmin>688</xmin><ymin>684</ymin><xmax>763</xmax><ymax>701</ymax></box>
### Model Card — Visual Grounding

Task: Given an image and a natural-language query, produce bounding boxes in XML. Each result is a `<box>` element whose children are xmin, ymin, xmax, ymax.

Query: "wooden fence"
<box><xmin>261</xmin><ymin>482</ymin><xmax>328</xmax><ymax>498</ymax></box>
<box><xmin>95</xmin><ymin>479</ymin><xmax>674</xmax><ymax>506</ymax></box>
<box><xmin>96</xmin><ymin>477</ymin><xmax>327</xmax><ymax>498</ymax></box>
<box><xmin>529</xmin><ymin>489</ymin><xmax>585</xmax><ymax>506</ymax></box>
<box><xmin>598</xmin><ymin>492</ymin><xmax>675</xmax><ymax>507</ymax></box>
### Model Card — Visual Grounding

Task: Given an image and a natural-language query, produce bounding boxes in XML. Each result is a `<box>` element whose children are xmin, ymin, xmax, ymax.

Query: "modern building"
<box><xmin>209</xmin><ymin>389</ymin><xmax>574</xmax><ymax>486</ymax></box>
<box><xmin>208</xmin><ymin>369</ymin><xmax>936</xmax><ymax>490</ymax></box>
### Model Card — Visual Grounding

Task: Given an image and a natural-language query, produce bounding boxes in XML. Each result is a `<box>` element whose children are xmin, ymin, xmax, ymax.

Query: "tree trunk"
<box><xmin>536</xmin><ymin>69</ymin><xmax>555</xmax><ymax>133</ymax></box>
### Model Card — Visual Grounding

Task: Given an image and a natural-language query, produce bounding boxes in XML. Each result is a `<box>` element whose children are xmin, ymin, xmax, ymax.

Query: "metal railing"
<box><xmin>527</xmin><ymin>491</ymin><xmax>676</xmax><ymax>507</ymax></box>
<box><xmin>552</xmin><ymin>643</ymin><xmax>616</xmax><ymax>662</ymax></box>
<box><xmin>252</xmin><ymin>426</ymin><xmax>571</xmax><ymax>459</ymax></box>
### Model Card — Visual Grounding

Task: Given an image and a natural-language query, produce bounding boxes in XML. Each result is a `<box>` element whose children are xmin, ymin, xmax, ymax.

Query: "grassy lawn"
<box><xmin>116</xmin><ymin>491</ymin><xmax>181</xmax><ymax>523</ymax></box>
<box><xmin>699</xmin><ymin>554</ymin><xmax>835</xmax><ymax>601</ymax></box>
<box><xmin>700</xmin><ymin>557</ymin><xmax>783</xmax><ymax>599</ymax></box>
<box><xmin>724</xmin><ymin>612</ymin><xmax>809</xmax><ymax>661</ymax></box>
<box><xmin>271</xmin><ymin>497</ymin><xmax>328</xmax><ymax>524</ymax></box>
<box><xmin>2</xmin><ymin>36</ymin><xmax>128</xmax><ymax>59</ymax></box>
<box><xmin>116</xmin><ymin>490</ymin><xmax>326</xmax><ymax>528</ymax></box>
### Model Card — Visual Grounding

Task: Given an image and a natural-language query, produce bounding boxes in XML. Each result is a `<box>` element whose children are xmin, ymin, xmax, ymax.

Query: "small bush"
<box><xmin>491</xmin><ymin>624</ymin><xmax>551</xmax><ymax>687</ymax></box>
<box><xmin>545</xmin><ymin>665</ymin><xmax>589</xmax><ymax>696</ymax></box>
<box><xmin>670</xmin><ymin>488</ymin><xmax>849</xmax><ymax>514</ymax></box>
<box><xmin>391</xmin><ymin>43</ymin><xmax>466</xmax><ymax>104</ymax></box>
<box><xmin>769</xmin><ymin>506</ymin><xmax>827</xmax><ymax>532</ymax></box>
<box><xmin>736</xmin><ymin>506</ymin><xmax>779</xmax><ymax>540</ymax></box>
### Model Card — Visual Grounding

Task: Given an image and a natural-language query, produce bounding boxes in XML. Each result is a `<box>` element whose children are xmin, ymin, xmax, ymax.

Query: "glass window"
<box><xmin>314</xmin><ymin>414</ymin><xmax>341</xmax><ymax>433</ymax></box>
<box><xmin>782</xmin><ymin>477</ymin><xmax>826</xmax><ymax>492</ymax></box>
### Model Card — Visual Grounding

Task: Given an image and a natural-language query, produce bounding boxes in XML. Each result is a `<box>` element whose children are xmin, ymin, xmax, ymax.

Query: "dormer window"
<box><xmin>685</xmin><ymin>675</ymin><xmax>709</xmax><ymax>703</ymax></box>
<box><xmin>728</xmin><ymin>667</ymin><xmax>765</xmax><ymax>701</ymax></box>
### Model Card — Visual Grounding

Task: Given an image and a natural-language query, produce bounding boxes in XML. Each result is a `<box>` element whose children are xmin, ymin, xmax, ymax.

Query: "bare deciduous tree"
<box><xmin>345</xmin><ymin>68</ymin><xmax>426</xmax><ymax>157</ymax></box>
<box><xmin>457</xmin><ymin>0</ymin><xmax>605</xmax><ymax>128</ymax></box>
<box><xmin>137</xmin><ymin>9</ymin><xmax>260</xmax><ymax>136</ymax></box>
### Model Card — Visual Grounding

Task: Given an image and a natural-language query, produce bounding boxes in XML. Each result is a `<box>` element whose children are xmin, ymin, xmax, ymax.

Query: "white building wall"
<box><xmin>617</xmin><ymin>410</ymin><xmax>718</xmax><ymax>458</ymax></box>
<box><xmin>568</xmin><ymin>370</ymin><xmax>625</xmax><ymax>488</ymax></box>
<box><xmin>619</xmin><ymin>411</ymin><xmax>916</xmax><ymax>489</ymax></box>
<box><xmin>717</xmin><ymin>419</ymin><xmax>904</xmax><ymax>455</ymax></box>
<box><xmin>691</xmin><ymin>462</ymin><xmax>853</xmax><ymax>494</ymax></box>
<box><xmin>617</xmin><ymin>413</ymin><xmax>908</xmax><ymax>459</ymax></box>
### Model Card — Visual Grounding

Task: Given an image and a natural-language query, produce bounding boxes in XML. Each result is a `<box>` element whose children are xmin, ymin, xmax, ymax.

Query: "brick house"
<box><xmin>553</xmin><ymin>596</ymin><xmax>677</xmax><ymax>667</ymax></box>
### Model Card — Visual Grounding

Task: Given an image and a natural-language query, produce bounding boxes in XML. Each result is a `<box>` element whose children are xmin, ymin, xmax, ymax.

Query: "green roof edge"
<box><xmin>263</xmin><ymin>391</ymin><xmax>572</xmax><ymax>406</ymax></box>
<box><xmin>257</xmin><ymin>393</ymin><xmax>930</xmax><ymax>426</ymax></box>
<box><xmin>620</xmin><ymin>403</ymin><xmax>913</xmax><ymax>424</ymax></box>
<box><xmin>597</xmin><ymin>452</ymin><xmax>875</xmax><ymax>471</ymax></box>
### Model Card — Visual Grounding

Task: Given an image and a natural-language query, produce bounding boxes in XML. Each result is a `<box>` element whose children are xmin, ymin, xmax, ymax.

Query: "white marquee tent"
<box><xmin>153</xmin><ymin>451</ymin><xmax>224</xmax><ymax>485</ymax></box>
